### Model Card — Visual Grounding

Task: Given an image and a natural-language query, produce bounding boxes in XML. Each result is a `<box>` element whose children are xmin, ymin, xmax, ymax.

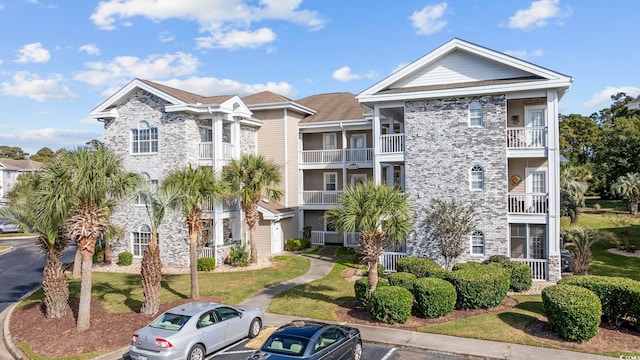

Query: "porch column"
<box><xmin>232</xmin><ymin>116</ymin><xmax>241</xmax><ymax>158</ymax></box>
<box><xmin>341</xmin><ymin>123</ymin><xmax>348</xmax><ymax>188</ymax></box>
<box><xmin>547</xmin><ymin>89</ymin><xmax>561</xmax><ymax>281</ymax></box>
<box><xmin>373</xmin><ymin>105</ymin><xmax>382</xmax><ymax>185</ymax></box>
<box><xmin>213</xmin><ymin>114</ymin><xmax>223</xmax><ymax>172</ymax></box>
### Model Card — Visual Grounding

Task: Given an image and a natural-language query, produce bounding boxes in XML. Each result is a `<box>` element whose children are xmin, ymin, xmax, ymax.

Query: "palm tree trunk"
<box><xmin>140</xmin><ymin>238</ymin><xmax>162</xmax><ymax>315</ymax></box>
<box><xmin>104</xmin><ymin>243</ymin><xmax>113</xmax><ymax>265</ymax></box>
<box><xmin>189</xmin><ymin>226</ymin><xmax>200</xmax><ymax>299</ymax></box>
<box><xmin>42</xmin><ymin>249</ymin><xmax>70</xmax><ymax>319</ymax></box>
<box><xmin>249</xmin><ymin>225</ymin><xmax>258</xmax><ymax>264</ymax></box>
<box><xmin>245</xmin><ymin>206</ymin><xmax>259</xmax><ymax>264</ymax></box>
<box><xmin>76</xmin><ymin>236</ymin><xmax>96</xmax><ymax>331</ymax></box>
<box><xmin>368</xmin><ymin>259</ymin><xmax>380</xmax><ymax>293</ymax></box>
<box><xmin>631</xmin><ymin>202</ymin><xmax>638</xmax><ymax>216</ymax></box>
<box><xmin>72</xmin><ymin>248</ymin><xmax>82</xmax><ymax>278</ymax></box>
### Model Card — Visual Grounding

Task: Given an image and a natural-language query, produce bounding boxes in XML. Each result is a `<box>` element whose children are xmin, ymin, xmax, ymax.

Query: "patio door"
<box><xmin>525</xmin><ymin>105</ymin><xmax>545</xmax><ymax>147</ymax></box>
<box><xmin>351</xmin><ymin>174</ymin><xmax>367</xmax><ymax>187</ymax></box>
<box><xmin>526</xmin><ymin>169</ymin><xmax>547</xmax><ymax>213</ymax></box>
<box><xmin>349</xmin><ymin>134</ymin><xmax>367</xmax><ymax>162</ymax></box>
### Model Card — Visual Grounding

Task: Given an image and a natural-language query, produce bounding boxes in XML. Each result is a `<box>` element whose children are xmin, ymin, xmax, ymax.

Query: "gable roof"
<box><xmin>0</xmin><ymin>158</ymin><xmax>44</xmax><ymax>171</ymax></box>
<box><xmin>296</xmin><ymin>92</ymin><xmax>371</xmax><ymax>124</ymax></box>
<box><xmin>139</xmin><ymin>79</ymin><xmax>234</xmax><ymax>105</ymax></box>
<box><xmin>242</xmin><ymin>91</ymin><xmax>315</xmax><ymax>115</ymax></box>
<box><xmin>257</xmin><ymin>199</ymin><xmax>296</xmax><ymax>220</ymax></box>
<box><xmin>358</xmin><ymin>38</ymin><xmax>573</xmax><ymax>103</ymax></box>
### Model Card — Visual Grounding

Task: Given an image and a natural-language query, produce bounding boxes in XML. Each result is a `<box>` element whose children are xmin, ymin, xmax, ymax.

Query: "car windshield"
<box><xmin>149</xmin><ymin>312</ymin><xmax>191</xmax><ymax>331</ymax></box>
<box><xmin>260</xmin><ymin>334</ymin><xmax>309</xmax><ymax>356</ymax></box>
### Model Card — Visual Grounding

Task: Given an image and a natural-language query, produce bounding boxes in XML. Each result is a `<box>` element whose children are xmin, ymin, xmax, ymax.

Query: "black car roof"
<box><xmin>275</xmin><ymin>320</ymin><xmax>332</xmax><ymax>339</ymax></box>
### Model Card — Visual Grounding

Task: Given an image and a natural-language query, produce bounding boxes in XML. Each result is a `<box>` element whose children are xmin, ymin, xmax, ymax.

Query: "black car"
<box><xmin>248</xmin><ymin>320</ymin><xmax>362</xmax><ymax>360</ymax></box>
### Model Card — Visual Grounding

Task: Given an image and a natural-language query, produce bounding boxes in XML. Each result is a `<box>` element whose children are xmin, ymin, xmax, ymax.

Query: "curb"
<box><xmin>2</xmin><ymin>303</ymin><xmax>26</xmax><ymax>360</ymax></box>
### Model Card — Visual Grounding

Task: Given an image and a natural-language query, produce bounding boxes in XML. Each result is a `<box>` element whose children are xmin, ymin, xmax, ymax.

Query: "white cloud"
<box><xmin>159</xmin><ymin>31</ymin><xmax>174</xmax><ymax>43</ymax></box>
<box><xmin>90</xmin><ymin>0</ymin><xmax>326</xmax><ymax>49</ymax></box>
<box><xmin>410</xmin><ymin>2</ymin><xmax>448</xmax><ymax>35</ymax></box>
<box><xmin>74</xmin><ymin>52</ymin><xmax>200</xmax><ymax>87</ymax></box>
<box><xmin>584</xmin><ymin>86</ymin><xmax>640</xmax><ymax>108</ymax></box>
<box><xmin>332</xmin><ymin>66</ymin><xmax>377</xmax><ymax>82</ymax></box>
<box><xmin>1</xmin><ymin>72</ymin><xmax>76</xmax><ymax>101</ymax></box>
<box><xmin>503</xmin><ymin>49</ymin><xmax>544</xmax><ymax>59</ymax></box>
<box><xmin>196</xmin><ymin>27</ymin><xmax>276</xmax><ymax>50</ymax></box>
<box><xmin>509</xmin><ymin>0</ymin><xmax>568</xmax><ymax>30</ymax></box>
<box><xmin>79</xmin><ymin>43</ymin><xmax>101</xmax><ymax>56</ymax></box>
<box><xmin>15</xmin><ymin>42</ymin><xmax>51</xmax><ymax>63</ymax></box>
<box><xmin>161</xmin><ymin>76</ymin><xmax>297</xmax><ymax>98</ymax></box>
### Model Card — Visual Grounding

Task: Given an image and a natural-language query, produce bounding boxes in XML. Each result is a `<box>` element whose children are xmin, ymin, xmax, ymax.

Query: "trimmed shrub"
<box><xmin>446</xmin><ymin>262</ymin><xmax>510</xmax><ymax>309</ymax></box>
<box><xmin>396</xmin><ymin>257</ymin><xmax>440</xmax><ymax>278</ymax></box>
<box><xmin>508</xmin><ymin>261</ymin><xmax>532</xmax><ymax>292</ymax></box>
<box><xmin>542</xmin><ymin>284</ymin><xmax>601</xmax><ymax>342</ymax></box>
<box><xmin>388</xmin><ymin>272</ymin><xmax>417</xmax><ymax>292</ymax></box>
<box><xmin>197</xmin><ymin>257</ymin><xmax>216</xmax><ymax>271</ymax></box>
<box><xmin>558</xmin><ymin>275</ymin><xmax>640</xmax><ymax>327</ymax></box>
<box><xmin>284</xmin><ymin>238</ymin><xmax>311</xmax><ymax>251</ymax></box>
<box><xmin>427</xmin><ymin>268</ymin><xmax>451</xmax><ymax>280</ymax></box>
<box><xmin>488</xmin><ymin>255</ymin><xmax>511</xmax><ymax>266</ymax></box>
<box><xmin>413</xmin><ymin>277</ymin><xmax>456</xmax><ymax>318</ymax></box>
<box><xmin>354</xmin><ymin>277</ymin><xmax>389</xmax><ymax>305</ymax></box>
<box><xmin>229</xmin><ymin>246</ymin><xmax>249</xmax><ymax>267</ymax></box>
<box><xmin>370</xmin><ymin>286</ymin><xmax>414</xmax><ymax>324</ymax></box>
<box><xmin>118</xmin><ymin>251</ymin><xmax>133</xmax><ymax>266</ymax></box>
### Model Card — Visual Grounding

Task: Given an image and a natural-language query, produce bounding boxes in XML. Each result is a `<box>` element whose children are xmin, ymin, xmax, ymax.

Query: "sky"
<box><xmin>0</xmin><ymin>0</ymin><xmax>639</xmax><ymax>155</ymax></box>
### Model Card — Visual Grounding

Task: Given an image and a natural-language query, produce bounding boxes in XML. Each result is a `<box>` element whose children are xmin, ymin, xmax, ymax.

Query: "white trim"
<box><xmin>323</xmin><ymin>172</ymin><xmax>338</xmax><ymax>192</ymax></box>
<box><xmin>470</xmin><ymin>230</ymin><xmax>485</xmax><ymax>256</ymax></box>
<box><xmin>470</xmin><ymin>165</ymin><xmax>484</xmax><ymax>191</ymax></box>
<box><xmin>350</xmin><ymin>133</ymin><xmax>367</xmax><ymax>149</ymax></box>
<box><xmin>247</xmin><ymin>102</ymin><xmax>315</xmax><ymax>115</ymax></box>
<box><xmin>468</xmin><ymin>102</ymin><xmax>483</xmax><ymax>127</ymax></box>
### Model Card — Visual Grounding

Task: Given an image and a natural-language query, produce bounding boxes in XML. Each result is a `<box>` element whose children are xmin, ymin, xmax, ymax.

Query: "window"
<box><xmin>469</xmin><ymin>102</ymin><xmax>483</xmax><ymax>127</ymax></box>
<box><xmin>471</xmin><ymin>230</ymin><xmax>485</xmax><ymax>255</ymax></box>
<box><xmin>215</xmin><ymin>307</ymin><xmax>240</xmax><ymax>321</ymax></box>
<box><xmin>323</xmin><ymin>133</ymin><xmax>337</xmax><ymax>150</ymax></box>
<box><xmin>132</xmin><ymin>225</ymin><xmax>152</xmax><ymax>256</ymax></box>
<box><xmin>324</xmin><ymin>172</ymin><xmax>337</xmax><ymax>191</ymax></box>
<box><xmin>470</xmin><ymin>166</ymin><xmax>484</xmax><ymax>191</ymax></box>
<box><xmin>131</xmin><ymin>121</ymin><xmax>158</xmax><ymax>154</ymax></box>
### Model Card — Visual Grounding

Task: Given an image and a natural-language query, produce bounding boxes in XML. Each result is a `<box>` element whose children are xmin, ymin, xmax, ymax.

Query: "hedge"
<box><xmin>354</xmin><ymin>277</ymin><xmax>389</xmax><ymax>305</ymax></box>
<box><xmin>118</xmin><ymin>251</ymin><xmax>133</xmax><ymax>266</ymax></box>
<box><xmin>387</xmin><ymin>272</ymin><xmax>417</xmax><ymax>292</ymax></box>
<box><xmin>558</xmin><ymin>275</ymin><xmax>640</xmax><ymax>328</ymax></box>
<box><xmin>197</xmin><ymin>257</ymin><xmax>216</xmax><ymax>271</ymax></box>
<box><xmin>542</xmin><ymin>284</ymin><xmax>601</xmax><ymax>342</ymax></box>
<box><xmin>370</xmin><ymin>286</ymin><xmax>414</xmax><ymax>324</ymax></box>
<box><xmin>396</xmin><ymin>257</ymin><xmax>441</xmax><ymax>278</ymax></box>
<box><xmin>284</xmin><ymin>238</ymin><xmax>311</xmax><ymax>251</ymax></box>
<box><xmin>507</xmin><ymin>261</ymin><xmax>532</xmax><ymax>292</ymax></box>
<box><xmin>445</xmin><ymin>262</ymin><xmax>510</xmax><ymax>309</ymax></box>
<box><xmin>413</xmin><ymin>277</ymin><xmax>456</xmax><ymax>318</ymax></box>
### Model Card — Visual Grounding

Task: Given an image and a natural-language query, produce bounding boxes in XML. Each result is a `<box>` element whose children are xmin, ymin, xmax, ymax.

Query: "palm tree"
<box><xmin>222</xmin><ymin>154</ymin><xmax>282</xmax><ymax>263</ymax></box>
<box><xmin>0</xmin><ymin>171</ymin><xmax>70</xmax><ymax>319</ymax></box>
<box><xmin>562</xmin><ymin>226</ymin><xmax>611</xmax><ymax>275</ymax></box>
<box><xmin>46</xmin><ymin>147</ymin><xmax>141</xmax><ymax>331</ymax></box>
<box><xmin>560</xmin><ymin>166</ymin><xmax>589</xmax><ymax>208</ymax></box>
<box><xmin>131</xmin><ymin>181</ymin><xmax>181</xmax><ymax>315</ymax></box>
<box><xmin>327</xmin><ymin>182</ymin><xmax>412</xmax><ymax>293</ymax></box>
<box><xmin>611</xmin><ymin>172</ymin><xmax>640</xmax><ymax>215</ymax></box>
<box><xmin>164</xmin><ymin>164</ymin><xmax>226</xmax><ymax>299</ymax></box>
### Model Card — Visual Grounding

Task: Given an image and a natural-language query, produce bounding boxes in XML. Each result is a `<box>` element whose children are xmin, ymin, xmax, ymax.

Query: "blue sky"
<box><xmin>1</xmin><ymin>0</ymin><xmax>638</xmax><ymax>155</ymax></box>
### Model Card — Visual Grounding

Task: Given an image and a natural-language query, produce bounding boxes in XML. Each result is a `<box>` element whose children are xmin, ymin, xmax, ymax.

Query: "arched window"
<box><xmin>469</xmin><ymin>102</ymin><xmax>483</xmax><ymax>127</ymax></box>
<box><xmin>131</xmin><ymin>121</ymin><xmax>158</xmax><ymax>154</ymax></box>
<box><xmin>132</xmin><ymin>224</ymin><xmax>152</xmax><ymax>256</ymax></box>
<box><xmin>471</xmin><ymin>230</ymin><xmax>485</xmax><ymax>255</ymax></box>
<box><xmin>470</xmin><ymin>165</ymin><xmax>484</xmax><ymax>191</ymax></box>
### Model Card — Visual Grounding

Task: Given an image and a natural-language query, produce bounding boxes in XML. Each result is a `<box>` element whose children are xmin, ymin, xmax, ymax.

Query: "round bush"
<box><xmin>369</xmin><ymin>286</ymin><xmax>414</xmax><ymax>324</ymax></box>
<box><xmin>558</xmin><ymin>275</ymin><xmax>640</xmax><ymax>327</ymax></box>
<box><xmin>396</xmin><ymin>257</ymin><xmax>440</xmax><ymax>278</ymax></box>
<box><xmin>488</xmin><ymin>255</ymin><xmax>511</xmax><ymax>266</ymax></box>
<box><xmin>447</xmin><ymin>263</ymin><xmax>509</xmax><ymax>309</ymax></box>
<box><xmin>508</xmin><ymin>262</ymin><xmax>532</xmax><ymax>292</ymax></box>
<box><xmin>118</xmin><ymin>251</ymin><xmax>133</xmax><ymax>266</ymax></box>
<box><xmin>284</xmin><ymin>238</ymin><xmax>311</xmax><ymax>251</ymax></box>
<box><xmin>542</xmin><ymin>284</ymin><xmax>601</xmax><ymax>342</ymax></box>
<box><xmin>354</xmin><ymin>277</ymin><xmax>389</xmax><ymax>305</ymax></box>
<box><xmin>197</xmin><ymin>257</ymin><xmax>216</xmax><ymax>271</ymax></box>
<box><xmin>413</xmin><ymin>277</ymin><xmax>456</xmax><ymax>318</ymax></box>
<box><xmin>387</xmin><ymin>272</ymin><xmax>417</xmax><ymax>292</ymax></box>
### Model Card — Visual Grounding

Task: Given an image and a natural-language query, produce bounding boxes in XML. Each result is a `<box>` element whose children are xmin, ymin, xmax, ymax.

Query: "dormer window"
<box><xmin>469</xmin><ymin>102</ymin><xmax>483</xmax><ymax>127</ymax></box>
<box><xmin>131</xmin><ymin>121</ymin><xmax>158</xmax><ymax>154</ymax></box>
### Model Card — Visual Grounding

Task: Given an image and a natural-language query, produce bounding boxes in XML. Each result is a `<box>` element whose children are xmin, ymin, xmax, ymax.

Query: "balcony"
<box><xmin>301</xmin><ymin>148</ymin><xmax>373</xmax><ymax>165</ymax></box>
<box><xmin>380</xmin><ymin>133</ymin><xmax>404</xmax><ymax>154</ymax></box>
<box><xmin>508</xmin><ymin>193</ymin><xmax>548</xmax><ymax>214</ymax></box>
<box><xmin>309</xmin><ymin>230</ymin><xmax>359</xmax><ymax>246</ymax></box>
<box><xmin>511</xmin><ymin>258</ymin><xmax>548</xmax><ymax>281</ymax></box>
<box><xmin>301</xmin><ymin>191</ymin><xmax>340</xmax><ymax>205</ymax></box>
<box><xmin>198</xmin><ymin>142</ymin><xmax>234</xmax><ymax>160</ymax></box>
<box><xmin>506</xmin><ymin>128</ymin><xmax>546</xmax><ymax>149</ymax></box>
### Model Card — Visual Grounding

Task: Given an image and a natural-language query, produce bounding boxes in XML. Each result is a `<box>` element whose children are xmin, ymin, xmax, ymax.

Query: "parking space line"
<box><xmin>380</xmin><ymin>347</ymin><xmax>396</xmax><ymax>360</ymax></box>
<box><xmin>210</xmin><ymin>338</ymin><xmax>250</xmax><ymax>358</ymax></box>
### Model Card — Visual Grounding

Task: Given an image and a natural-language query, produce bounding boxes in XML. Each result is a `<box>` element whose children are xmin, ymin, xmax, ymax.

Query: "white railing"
<box><xmin>222</xmin><ymin>143</ymin><xmax>233</xmax><ymax>159</ymax></box>
<box><xmin>344</xmin><ymin>232</ymin><xmax>360</xmax><ymax>247</ymax></box>
<box><xmin>310</xmin><ymin>231</ymin><xmax>325</xmax><ymax>245</ymax></box>
<box><xmin>199</xmin><ymin>247</ymin><xmax>215</xmax><ymax>258</ymax></box>
<box><xmin>506</xmin><ymin>127</ymin><xmax>546</xmax><ymax>149</ymax></box>
<box><xmin>345</xmin><ymin>148</ymin><xmax>374</xmax><ymax>162</ymax></box>
<box><xmin>380</xmin><ymin>252</ymin><xmax>407</xmax><ymax>273</ymax></box>
<box><xmin>199</xmin><ymin>142</ymin><xmax>234</xmax><ymax>160</ymax></box>
<box><xmin>301</xmin><ymin>149</ymin><xmax>343</xmax><ymax>164</ymax></box>
<box><xmin>511</xmin><ymin>258</ymin><xmax>548</xmax><ymax>281</ymax></box>
<box><xmin>202</xmin><ymin>196</ymin><xmax>214</xmax><ymax>212</ymax></box>
<box><xmin>302</xmin><ymin>191</ymin><xmax>340</xmax><ymax>204</ymax></box>
<box><xmin>508</xmin><ymin>193</ymin><xmax>548</xmax><ymax>214</ymax></box>
<box><xmin>379</xmin><ymin>134</ymin><xmax>405</xmax><ymax>154</ymax></box>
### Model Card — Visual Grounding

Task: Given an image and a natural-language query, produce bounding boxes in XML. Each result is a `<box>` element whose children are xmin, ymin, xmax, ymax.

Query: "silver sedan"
<box><xmin>130</xmin><ymin>302</ymin><xmax>264</xmax><ymax>360</ymax></box>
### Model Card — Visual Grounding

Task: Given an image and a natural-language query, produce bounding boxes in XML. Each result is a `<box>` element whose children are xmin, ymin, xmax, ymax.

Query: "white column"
<box><xmin>233</xmin><ymin>116</ymin><xmax>241</xmax><ymax>158</ymax></box>
<box><xmin>546</xmin><ymin>90</ymin><xmax>560</xmax><ymax>256</ymax></box>
<box><xmin>373</xmin><ymin>105</ymin><xmax>382</xmax><ymax>185</ymax></box>
<box><xmin>213</xmin><ymin>114</ymin><xmax>223</xmax><ymax>172</ymax></box>
<box><xmin>341</xmin><ymin>124</ymin><xmax>348</xmax><ymax>188</ymax></box>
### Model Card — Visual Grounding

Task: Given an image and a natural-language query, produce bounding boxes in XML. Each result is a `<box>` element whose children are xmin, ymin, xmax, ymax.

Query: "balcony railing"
<box><xmin>202</xmin><ymin>197</ymin><xmax>237</xmax><ymax>212</ymax></box>
<box><xmin>511</xmin><ymin>258</ymin><xmax>548</xmax><ymax>281</ymax></box>
<box><xmin>346</xmin><ymin>148</ymin><xmax>374</xmax><ymax>162</ymax></box>
<box><xmin>379</xmin><ymin>133</ymin><xmax>404</xmax><ymax>154</ymax></box>
<box><xmin>301</xmin><ymin>148</ymin><xmax>375</xmax><ymax>165</ymax></box>
<box><xmin>309</xmin><ymin>231</ymin><xmax>359</xmax><ymax>247</ymax></box>
<box><xmin>508</xmin><ymin>193</ymin><xmax>548</xmax><ymax>214</ymax></box>
<box><xmin>506</xmin><ymin>127</ymin><xmax>546</xmax><ymax>149</ymax></box>
<box><xmin>198</xmin><ymin>142</ymin><xmax>234</xmax><ymax>160</ymax></box>
<box><xmin>380</xmin><ymin>252</ymin><xmax>408</xmax><ymax>273</ymax></box>
<box><xmin>301</xmin><ymin>191</ymin><xmax>340</xmax><ymax>205</ymax></box>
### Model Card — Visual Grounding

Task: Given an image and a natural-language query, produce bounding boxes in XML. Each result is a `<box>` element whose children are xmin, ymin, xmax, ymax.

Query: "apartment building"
<box><xmin>91</xmin><ymin>38</ymin><xmax>571</xmax><ymax>281</ymax></box>
<box><xmin>0</xmin><ymin>158</ymin><xmax>44</xmax><ymax>206</ymax></box>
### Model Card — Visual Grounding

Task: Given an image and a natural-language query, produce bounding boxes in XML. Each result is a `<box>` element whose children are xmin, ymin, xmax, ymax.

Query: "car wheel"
<box><xmin>187</xmin><ymin>344</ymin><xmax>205</xmax><ymax>360</ymax></box>
<box><xmin>352</xmin><ymin>341</ymin><xmax>362</xmax><ymax>360</ymax></box>
<box><xmin>248</xmin><ymin>318</ymin><xmax>261</xmax><ymax>338</ymax></box>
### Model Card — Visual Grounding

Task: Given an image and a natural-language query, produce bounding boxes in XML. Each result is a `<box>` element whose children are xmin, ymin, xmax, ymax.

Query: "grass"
<box><xmin>0</xmin><ymin>245</ymin><xmax>9</xmax><ymax>253</ymax></box>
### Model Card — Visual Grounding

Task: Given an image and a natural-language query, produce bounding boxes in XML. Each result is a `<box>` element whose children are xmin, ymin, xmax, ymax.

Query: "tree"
<box><xmin>426</xmin><ymin>198</ymin><xmax>478</xmax><ymax>270</ymax></box>
<box><xmin>0</xmin><ymin>145</ymin><xmax>27</xmax><ymax>159</ymax></box>
<box><xmin>46</xmin><ymin>147</ymin><xmax>140</xmax><ymax>331</ymax></box>
<box><xmin>327</xmin><ymin>182</ymin><xmax>412</xmax><ymax>293</ymax></box>
<box><xmin>164</xmin><ymin>164</ymin><xmax>226</xmax><ymax>299</ymax></box>
<box><xmin>562</xmin><ymin>226</ymin><xmax>610</xmax><ymax>275</ymax></box>
<box><xmin>29</xmin><ymin>147</ymin><xmax>56</xmax><ymax>163</ymax></box>
<box><xmin>85</xmin><ymin>139</ymin><xmax>104</xmax><ymax>149</ymax></box>
<box><xmin>131</xmin><ymin>180</ymin><xmax>181</xmax><ymax>315</ymax></box>
<box><xmin>0</xmin><ymin>171</ymin><xmax>71</xmax><ymax>319</ymax></box>
<box><xmin>559</xmin><ymin>114</ymin><xmax>599</xmax><ymax>164</ymax></box>
<box><xmin>590</xmin><ymin>92</ymin><xmax>636</xmax><ymax>126</ymax></box>
<box><xmin>611</xmin><ymin>172</ymin><xmax>640</xmax><ymax>215</ymax></box>
<box><xmin>560</xmin><ymin>165</ymin><xmax>589</xmax><ymax>208</ymax></box>
<box><xmin>222</xmin><ymin>154</ymin><xmax>282</xmax><ymax>264</ymax></box>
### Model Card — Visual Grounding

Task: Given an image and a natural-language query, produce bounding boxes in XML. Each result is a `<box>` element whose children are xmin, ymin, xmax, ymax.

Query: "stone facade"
<box><xmin>403</xmin><ymin>95</ymin><xmax>508</xmax><ymax>266</ymax></box>
<box><xmin>240</xmin><ymin>125</ymin><xmax>257</xmax><ymax>154</ymax></box>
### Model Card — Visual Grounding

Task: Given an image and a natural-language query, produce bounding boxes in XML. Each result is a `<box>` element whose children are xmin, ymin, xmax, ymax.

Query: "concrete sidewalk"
<box><xmin>2</xmin><ymin>247</ymin><xmax>616</xmax><ymax>360</ymax></box>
